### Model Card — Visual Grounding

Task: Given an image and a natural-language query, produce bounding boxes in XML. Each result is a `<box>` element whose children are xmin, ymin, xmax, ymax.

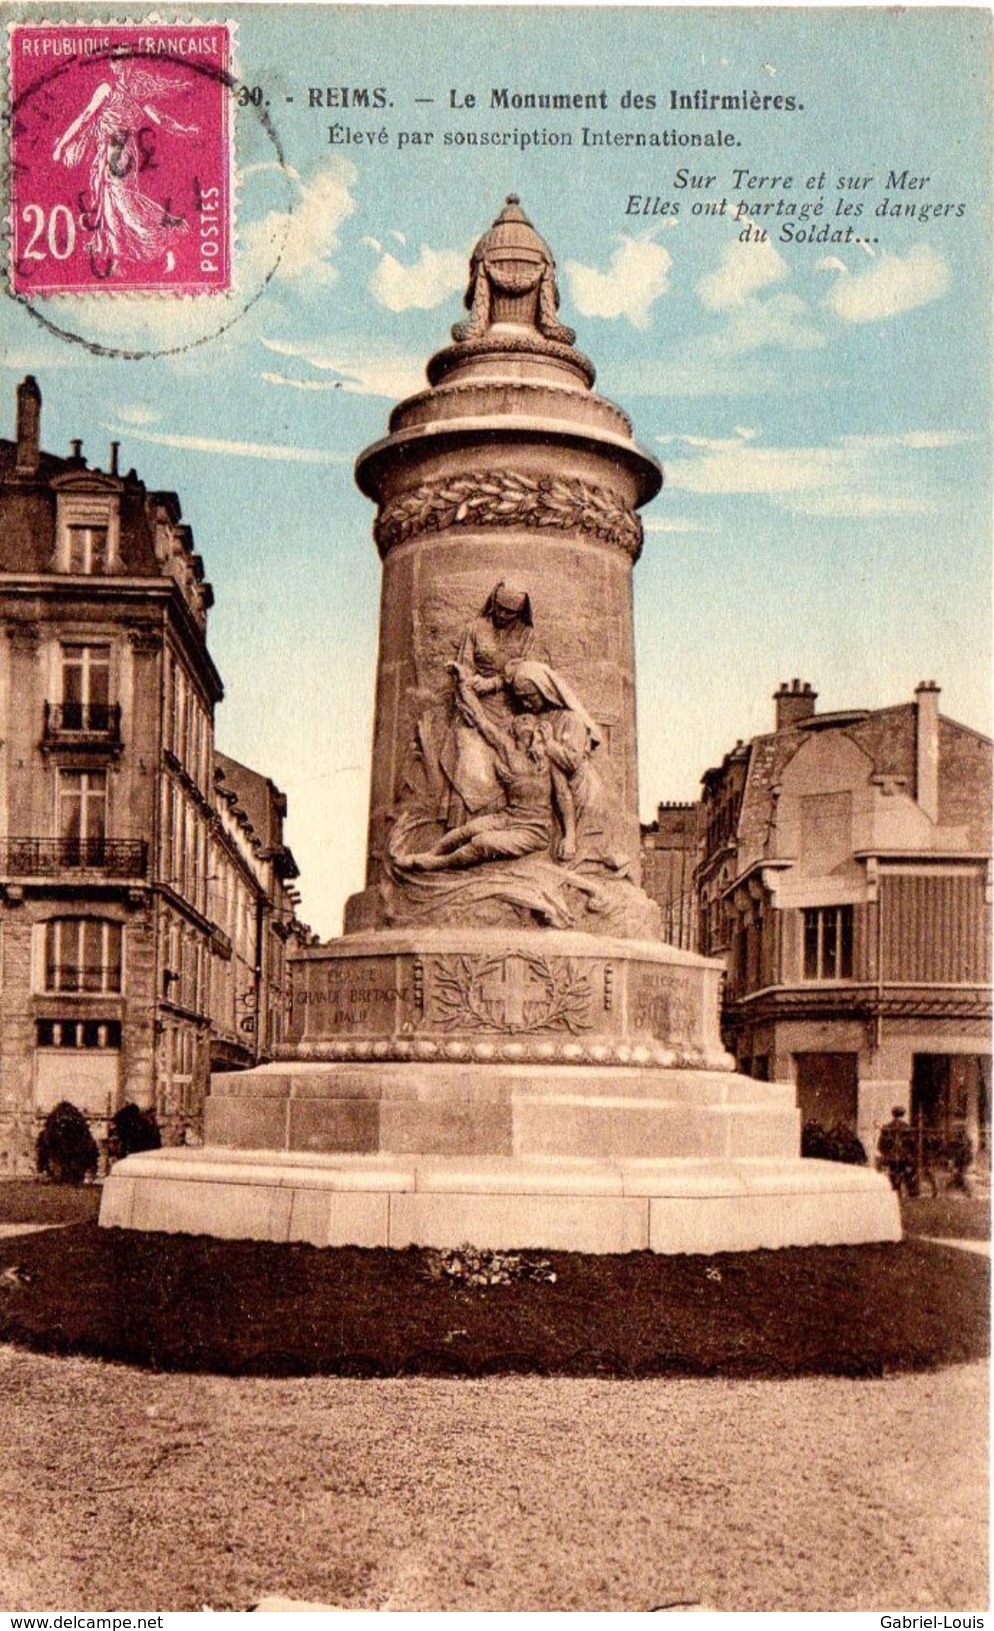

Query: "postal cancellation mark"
<box><xmin>9</xmin><ymin>23</ymin><xmax>232</xmax><ymax>295</ymax></box>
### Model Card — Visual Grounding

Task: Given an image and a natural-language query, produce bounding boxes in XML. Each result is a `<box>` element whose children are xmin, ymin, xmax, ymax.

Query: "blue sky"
<box><xmin>4</xmin><ymin>4</ymin><xmax>990</xmax><ymax>935</ymax></box>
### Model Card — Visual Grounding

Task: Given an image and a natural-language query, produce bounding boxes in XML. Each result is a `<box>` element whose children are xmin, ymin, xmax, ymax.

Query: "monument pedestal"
<box><xmin>100</xmin><ymin>930</ymin><xmax>901</xmax><ymax>1252</ymax></box>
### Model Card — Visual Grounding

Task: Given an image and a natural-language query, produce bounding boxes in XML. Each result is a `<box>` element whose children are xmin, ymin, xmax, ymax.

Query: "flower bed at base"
<box><xmin>0</xmin><ymin>1213</ymin><xmax>987</xmax><ymax>1379</ymax></box>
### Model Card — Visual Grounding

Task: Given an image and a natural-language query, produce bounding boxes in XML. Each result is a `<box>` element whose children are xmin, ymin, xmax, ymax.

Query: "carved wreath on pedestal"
<box><xmin>376</xmin><ymin>469</ymin><xmax>643</xmax><ymax>559</ymax></box>
<box><xmin>425</xmin><ymin>953</ymin><xmax>594</xmax><ymax>1035</ymax></box>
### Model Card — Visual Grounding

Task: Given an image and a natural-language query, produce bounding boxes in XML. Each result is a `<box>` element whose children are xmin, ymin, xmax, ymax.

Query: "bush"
<box><xmin>107</xmin><ymin>1102</ymin><xmax>161</xmax><ymax>1163</ymax></box>
<box><xmin>802</xmin><ymin>1119</ymin><xmax>869</xmax><ymax>1166</ymax></box>
<box><xmin>36</xmin><ymin>1101</ymin><xmax>99</xmax><ymax>1185</ymax></box>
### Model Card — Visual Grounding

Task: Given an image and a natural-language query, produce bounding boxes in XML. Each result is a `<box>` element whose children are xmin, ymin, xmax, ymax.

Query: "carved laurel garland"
<box><xmin>375</xmin><ymin>469</ymin><xmax>643</xmax><ymax>558</ymax></box>
<box><xmin>426</xmin><ymin>953</ymin><xmax>594</xmax><ymax>1036</ymax></box>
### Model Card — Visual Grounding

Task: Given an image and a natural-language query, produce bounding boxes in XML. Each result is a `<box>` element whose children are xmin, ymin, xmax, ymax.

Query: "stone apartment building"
<box><xmin>211</xmin><ymin>750</ymin><xmax>303</xmax><ymax>1074</ymax></box>
<box><xmin>0</xmin><ymin>377</ymin><xmax>304</xmax><ymax>1169</ymax></box>
<box><xmin>696</xmin><ymin>679</ymin><xmax>992</xmax><ymax>1158</ymax></box>
<box><xmin>640</xmin><ymin>801</ymin><xmax>700</xmax><ymax>951</ymax></box>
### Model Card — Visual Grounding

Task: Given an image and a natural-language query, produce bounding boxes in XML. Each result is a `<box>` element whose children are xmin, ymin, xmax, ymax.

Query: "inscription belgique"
<box><xmin>631</xmin><ymin>969</ymin><xmax>696</xmax><ymax>1042</ymax></box>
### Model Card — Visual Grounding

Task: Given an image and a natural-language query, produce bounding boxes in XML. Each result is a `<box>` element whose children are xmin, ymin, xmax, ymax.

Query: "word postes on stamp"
<box><xmin>10</xmin><ymin>23</ymin><xmax>232</xmax><ymax>295</ymax></box>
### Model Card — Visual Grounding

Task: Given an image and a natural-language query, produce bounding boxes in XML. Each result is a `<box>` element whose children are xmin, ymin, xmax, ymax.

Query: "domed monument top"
<box><xmin>452</xmin><ymin>193</ymin><xmax>577</xmax><ymax>348</ymax></box>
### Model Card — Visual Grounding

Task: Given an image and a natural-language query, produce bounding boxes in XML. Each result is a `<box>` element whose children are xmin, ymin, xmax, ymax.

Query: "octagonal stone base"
<box><xmin>100</xmin><ymin>1148</ymin><xmax>901</xmax><ymax>1254</ymax></box>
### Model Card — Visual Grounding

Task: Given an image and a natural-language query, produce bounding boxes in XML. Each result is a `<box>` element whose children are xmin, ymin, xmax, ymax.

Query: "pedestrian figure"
<box><xmin>876</xmin><ymin>1106</ymin><xmax>918</xmax><ymax>1197</ymax></box>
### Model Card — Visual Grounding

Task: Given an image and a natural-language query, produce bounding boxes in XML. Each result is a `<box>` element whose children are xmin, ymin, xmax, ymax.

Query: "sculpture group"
<box><xmin>386</xmin><ymin>579</ymin><xmax>657</xmax><ymax>936</ymax></box>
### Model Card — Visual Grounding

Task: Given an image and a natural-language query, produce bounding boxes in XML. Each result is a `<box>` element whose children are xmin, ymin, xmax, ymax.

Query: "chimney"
<box><xmin>914</xmin><ymin>681</ymin><xmax>940</xmax><ymax>823</ymax></box>
<box><xmin>109</xmin><ymin>441</ymin><xmax>120</xmax><ymax>476</ymax></box>
<box><xmin>774</xmin><ymin>678</ymin><xmax>817</xmax><ymax>731</ymax></box>
<box><xmin>15</xmin><ymin>375</ymin><xmax>41</xmax><ymax>474</ymax></box>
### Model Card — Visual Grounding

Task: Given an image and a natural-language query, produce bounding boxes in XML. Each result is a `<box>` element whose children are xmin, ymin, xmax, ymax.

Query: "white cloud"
<box><xmin>688</xmin><ymin>237</ymin><xmax>823</xmax><ymax>354</ymax></box>
<box><xmin>41</xmin><ymin>291</ymin><xmax>231</xmax><ymax>353</ymax></box>
<box><xmin>642</xmin><ymin>516</ymin><xmax>715</xmax><ymax>534</ymax></box>
<box><xmin>564</xmin><ymin>238</ymin><xmax>671</xmax><ymax>329</ymax></box>
<box><xmin>369</xmin><ymin>244</ymin><xmax>466</xmax><ymax>312</ymax></box>
<box><xmin>259</xmin><ymin>336</ymin><xmax>425</xmax><ymax>400</ymax></box>
<box><xmin>104</xmin><ymin>424</ymin><xmax>351</xmax><ymax>465</ymax></box>
<box><xmin>260</xmin><ymin>372</ymin><xmax>343</xmax><ymax>392</ymax></box>
<box><xmin>822</xmin><ymin>244</ymin><xmax>949</xmax><ymax>323</ymax></box>
<box><xmin>660</xmin><ymin>425</ymin><xmax>960</xmax><ymax>516</ymax></box>
<box><xmin>697</xmin><ymin>238</ymin><xmax>788</xmax><ymax>311</ymax></box>
<box><xmin>117</xmin><ymin>403</ymin><xmax>161</xmax><ymax>426</ymax></box>
<box><xmin>718</xmin><ymin>291</ymin><xmax>825</xmax><ymax>354</ymax></box>
<box><xmin>838</xmin><ymin>431</ymin><xmax>967</xmax><ymax>451</ymax></box>
<box><xmin>240</xmin><ymin>160</ymin><xmax>356</xmax><ymax>289</ymax></box>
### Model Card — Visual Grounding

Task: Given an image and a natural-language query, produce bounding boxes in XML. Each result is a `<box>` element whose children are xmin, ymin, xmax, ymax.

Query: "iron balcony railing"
<box><xmin>43</xmin><ymin>702</ymin><xmax>122</xmax><ymax>740</ymax></box>
<box><xmin>0</xmin><ymin>837</ymin><xmax>148</xmax><ymax>878</ymax></box>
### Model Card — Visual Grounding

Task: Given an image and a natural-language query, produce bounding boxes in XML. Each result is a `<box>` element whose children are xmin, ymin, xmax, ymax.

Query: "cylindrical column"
<box><xmin>352</xmin><ymin>198</ymin><xmax>662</xmax><ymax>938</ymax></box>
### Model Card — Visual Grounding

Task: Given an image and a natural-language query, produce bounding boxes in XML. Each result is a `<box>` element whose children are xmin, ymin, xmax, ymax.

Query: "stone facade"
<box><xmin>0</xmin><ymin>379</ymin><xmax>306</xmax><ymax>1169</ymax></box>
<box><xmin>640</xmin><ymin>802</ymin><xmax>700</xmax><ymax>951</ymax></box>
<box><xmin>697</xmin><ymin>678</ymin><xmax>992</xmax><ymax>1159</ymax></box>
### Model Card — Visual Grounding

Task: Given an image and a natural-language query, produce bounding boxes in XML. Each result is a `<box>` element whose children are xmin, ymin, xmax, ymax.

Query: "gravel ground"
<box><xmin>0</xmin><ymin>1345</ymin><xmax>986</xmax><ymax>1612</ymax></box>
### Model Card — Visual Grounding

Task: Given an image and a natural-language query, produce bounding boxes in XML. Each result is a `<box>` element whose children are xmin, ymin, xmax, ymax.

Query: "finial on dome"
<box><xmin>452</xmin><ymin>195</ymin><xmax>575</xmax><ymax>346</ymax></box>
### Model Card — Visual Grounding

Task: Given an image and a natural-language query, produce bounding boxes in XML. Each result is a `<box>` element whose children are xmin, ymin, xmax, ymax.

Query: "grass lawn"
<box><xmin>0</xmin><ymin>1175</ymin><xmax>987</xmax><ymax>1380</ymax></box>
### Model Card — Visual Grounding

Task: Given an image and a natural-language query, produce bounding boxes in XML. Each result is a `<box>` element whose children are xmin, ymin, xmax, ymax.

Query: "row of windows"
<box><xmin>732</xmin><ymin>904</ymin><xmax>856</xmax><ymax>990</ymax></box>
<box><xmin>160</xmin><ymin>778</ymin><xmax>211</xmax><ymax>916</ymax></box>
<box><xmin>163</xmin><ymin>910</ymin><xmax>210</xmax><ymax>1016</ymax></box>
<box><xmin>210</xmin><ymin>847</ymin><xmax>261</xmax><ymax>961</ymax></box>
<box><xmin>164</xmin><ymin>649</ymin><xmax>212</xmax><ymax>795</ymax></box>
<box><xmin>35</xmin><ymin>917</ymin><xmax>208</xmax><ymax>1007</ymax></box>
<box><xmin>732</xmin><ymin>894</ymin><xmax>984</xmax><ymax>989</ymax></box>
<box><xmin>37</xmin><ymin>1018</ymin><xmax>121</xmax><ymax>1049</ymax></box>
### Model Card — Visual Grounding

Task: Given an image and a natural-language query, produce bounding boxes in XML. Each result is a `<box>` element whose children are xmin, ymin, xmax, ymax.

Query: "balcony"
<box><xmin>0</xmin><ymin>837</ymin><xmax>148</xmax><ymax>880</ymax></box>
<box><xmin>43</xmin><ymin>702</ymin><xmax>122</xmax><ymax>752</ymax></box>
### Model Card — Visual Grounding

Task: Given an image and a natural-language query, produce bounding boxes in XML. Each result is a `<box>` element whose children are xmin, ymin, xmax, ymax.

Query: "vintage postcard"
<box><xmin>0</xmin><ymin>1</ymin><xmax>990</xmax><ymax>1616</ymax></box>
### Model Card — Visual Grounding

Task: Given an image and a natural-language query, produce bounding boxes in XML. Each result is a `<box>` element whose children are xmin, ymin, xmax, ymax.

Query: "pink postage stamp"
<box><xmin>9</xmin><ymin>22</ymin><xmax>232</xmax><ymax>294</ymax></box>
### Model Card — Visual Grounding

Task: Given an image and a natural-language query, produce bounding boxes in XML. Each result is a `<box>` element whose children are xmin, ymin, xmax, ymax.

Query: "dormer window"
<box><xmin>55</xmin><ymin>489</ymin><xmax>120</xmax><ymax>574</ymax></box>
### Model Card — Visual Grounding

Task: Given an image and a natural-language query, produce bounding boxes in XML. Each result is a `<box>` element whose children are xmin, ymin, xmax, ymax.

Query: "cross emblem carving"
<box><xmin>477</xmin><ymin>955</ymin><xmax>535</xmax><ymax>1030</ymax></box>
<box><xmin>426</xmin><ymin>953</ymin><xmax>594</xmax><ymax>1035</ymax></box>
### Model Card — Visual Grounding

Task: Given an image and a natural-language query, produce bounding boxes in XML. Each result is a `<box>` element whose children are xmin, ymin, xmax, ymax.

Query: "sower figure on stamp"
<box><xmin>52</xmin><ymin>61</ymin><xmax>198</xmax><ymax>277</ymax></box>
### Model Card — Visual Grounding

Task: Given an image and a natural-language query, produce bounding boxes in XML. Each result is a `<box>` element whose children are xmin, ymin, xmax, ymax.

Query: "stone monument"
<box><xmin>101</xmin><ymin>198</ymin><xmax>900</xmax><ymax>1252</ymax></box>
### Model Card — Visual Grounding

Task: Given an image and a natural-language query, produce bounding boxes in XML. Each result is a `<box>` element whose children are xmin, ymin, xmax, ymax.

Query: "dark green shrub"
<box><xmin>108</xmin><ymin>1102</ymin><xmax>161</xmax><ymax>1162</ymax></box>
<box><xmin>802</xmin><ymin>1118</ymin><xmax>869</xmax><ymax>1166</ymax></box>
<box><xmin>36</xmin><ymin>1100</ymin><xmax>99</xmax><ymax>1185</ymax></box>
